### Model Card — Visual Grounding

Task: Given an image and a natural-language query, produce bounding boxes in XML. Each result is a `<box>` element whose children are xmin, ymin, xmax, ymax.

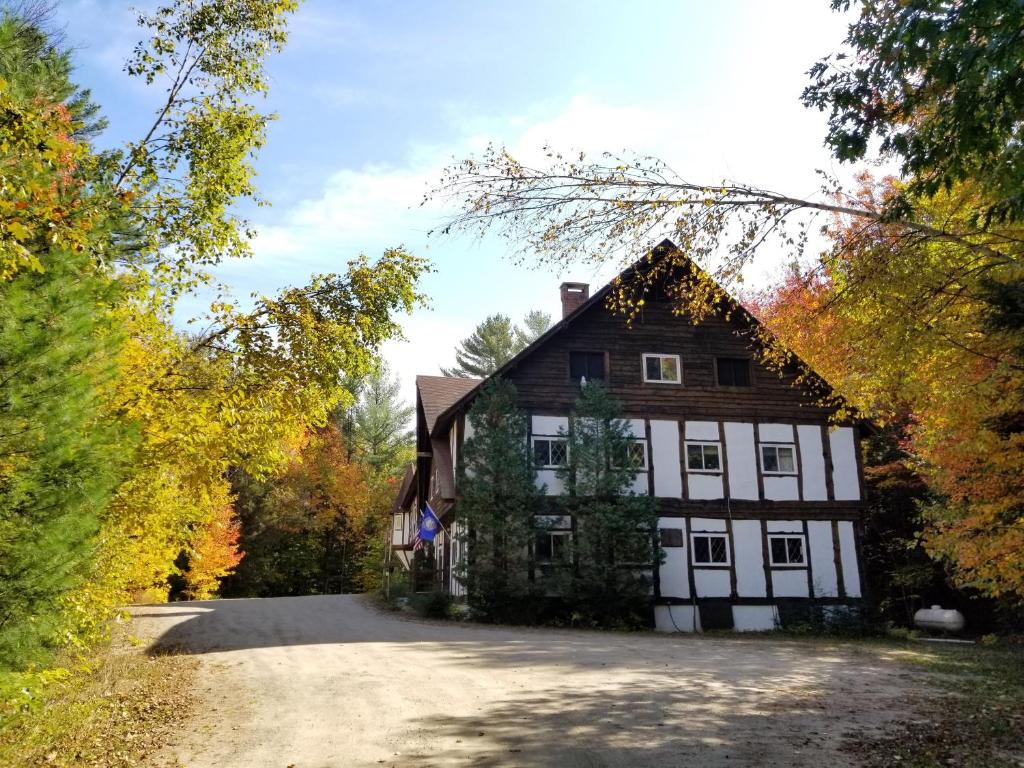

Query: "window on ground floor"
<box><xmin>535</xmin><ymin>530</ymin><xmax>572</xmax><ymax>563</ymax></box>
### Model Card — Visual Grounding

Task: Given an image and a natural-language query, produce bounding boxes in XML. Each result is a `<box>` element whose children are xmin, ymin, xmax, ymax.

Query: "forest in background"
<box><xmin>0</xmin><ymin>0</ymin><xmax>427</xmax><ymax>716</ymax></box>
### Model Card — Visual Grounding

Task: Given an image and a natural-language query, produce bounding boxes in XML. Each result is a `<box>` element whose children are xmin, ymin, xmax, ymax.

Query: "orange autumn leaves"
<box><xmin>749</xmin><ymin>175</ymin><xmax>1024</xmax><ymax>598</ymax></box>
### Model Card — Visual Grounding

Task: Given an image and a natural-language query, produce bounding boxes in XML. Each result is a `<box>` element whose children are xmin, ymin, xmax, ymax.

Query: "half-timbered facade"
<box><xmin>391</xmin><ymin>241</ymin><xmax>867</xmax><ymax>631</ymax></box>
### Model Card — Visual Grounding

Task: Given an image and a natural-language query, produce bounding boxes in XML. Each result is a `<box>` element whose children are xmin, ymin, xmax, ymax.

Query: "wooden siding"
<box><xmin>505</xmin><ymin>298</ymin><xmax>836</xmax><ymax>423</ymax></box>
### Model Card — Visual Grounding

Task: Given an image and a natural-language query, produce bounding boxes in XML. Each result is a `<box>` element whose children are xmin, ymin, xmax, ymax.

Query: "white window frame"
<box><xmin>642</xmin><ymin>353</ymin><xmax>682</xmax><ymax>384</ymax></box>
<box><xmin>612</xmin><ymin>438</ymin><xmax>649</xmax><ymax>471</ymax></box>
<box><xmin>685</xmin><ymin>440</ymin><xmax>723</xmax><ymax>474</ymax></box>
<box><xmin>535</xmin><ymin>529</ymin><xmax>573</xmax><ymax>562</ymax></box>
<box><xmin>760</xmin><ymin>443</ymin><xmax>798</xmax><ymax>476</ymax></box>
<box><xmin>690</xmin><ymin>532</ymin><xmax>731</xmax><ymax>566</ymax></box>
<box><xmin>768</xmin><ymin>533</ymin><xmax>807</xmax><ymax>566</ymax></box>
<box><xmin>532</xmin><ymin>435</ymin><xmax>569</xmax><ymax>468</ymax></box>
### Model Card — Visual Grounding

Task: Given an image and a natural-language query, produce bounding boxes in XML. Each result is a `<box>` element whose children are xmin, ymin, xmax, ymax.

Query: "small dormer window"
<box><xmin>569</xmin><ymin>351</ymin><xmax>605</xmax><ymax>382</ymax></box>
<box><xmin>642</xmin><ymin>353</ymin><xmax>681</xmax><ymax>384</ymax></box>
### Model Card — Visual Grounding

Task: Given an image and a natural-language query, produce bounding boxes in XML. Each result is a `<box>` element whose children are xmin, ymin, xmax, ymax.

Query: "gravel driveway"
<box><xmin>130</xmin><ymin>595</ymin><xmax>919</xmax><ymax>768</ymax></box>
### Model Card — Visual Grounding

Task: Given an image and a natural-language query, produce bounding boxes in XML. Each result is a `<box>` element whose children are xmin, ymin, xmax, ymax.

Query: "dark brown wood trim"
<box><xmin>792</xmin><ymin>424</ymin><xmax>805</xmax><ymax>502</ymax></box>
<box><xmin>724</xmin><ymin>515</ymin><xmax>738</xmax><ymax>598</ymax></box>
<box><xmin>683</xmin><ymin>515</ymin><xmax>698</xmax><ymax>600</ymax></box>
<box><xmin>644</xmin><ymin>419</ymin><xmax>655</xmax><ymax>497</ymax></box>
<box><xmin>802</xmin><ymin>519</ymin><xmax>814</xmax><ymax>597</ymax></box>
<box><xmin>831</xmin><ymin>519</ymin><xmax>846</xmax><ymax>599</ymax></box>
<box><xmin>678</xmin><ymin>419</ymin><xmax>689</xmax><ymax>501</ymax></box>
<box><xmin>761</xmin><ymin>519</ymin><xmax>774</xmax><ymax>599</ymax></box>
<box><xmin>821</xmin><ymin>425</ymin><xmax>837</xmax><ymax>501</ymax></box>
<box><xmin>716</xmin><ymin>420</ymin><xmax>732</xmax><ymax>501</ymax></box>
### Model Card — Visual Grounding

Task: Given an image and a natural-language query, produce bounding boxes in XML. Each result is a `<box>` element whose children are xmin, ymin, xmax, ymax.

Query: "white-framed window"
<box><xmin>769</xmin><ymin>534</ymin><xmax>806</xmax><ymax>566</ymax></box>
<box><xmin>535</xmin><ymin>530</ymin><xmax>572</xmax><ymax>562</ymax></box>
<box><xmin>760</xmin><ymin>443</ymin><xmax>797</xmax><ymax>475</ymax></box>
<box><xmin>393</xmin><ymin>513</ymin><xmax>403</xmax><ymax>531</ymax></box>
<box><xmin>691</xmin><ymin>532</ymin><xmax>730</xmax><ymax>565</ymax></box>
<box><xmin>533</xmin><ymin>436</ymin><xmax>568</xmax><ymax>468</ymax></box>
<box><xmin>685</xmin><ymin>441</ymin><xmax>722</xmax><ymax>473</ymax></box>
<box><xmin>642</xmin><ymin>353</ymin><xmax>682</xmax><ymax>384</ymax></box>
<box><xmin>612</xmin><ymin>439</ymin><xmax>648</xmax><ymax>470</ymax></box>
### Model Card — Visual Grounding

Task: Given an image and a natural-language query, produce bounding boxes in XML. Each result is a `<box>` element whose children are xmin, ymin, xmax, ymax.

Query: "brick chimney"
<box><xmin>560</xmin><ymin>282</ymin><xmax>590</xmax><ymax>318</ymax></box>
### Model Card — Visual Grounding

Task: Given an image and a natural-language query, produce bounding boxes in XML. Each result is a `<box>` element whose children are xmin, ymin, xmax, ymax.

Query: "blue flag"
<box><xmin>417</xmin><ymin>503</ymin><xmax>442</xmax><ymax>542</ymax></box>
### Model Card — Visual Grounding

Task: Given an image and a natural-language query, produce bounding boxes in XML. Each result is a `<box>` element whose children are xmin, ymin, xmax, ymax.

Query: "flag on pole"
<box><xmin>418</xmin><ymin>502</ymin><xmax>442</xmax><ymax>542</ymax></box>
<box><xmin>412</xmin><ymin>502</ymin><xmax>442</xmax><ymax>552</ymax></box>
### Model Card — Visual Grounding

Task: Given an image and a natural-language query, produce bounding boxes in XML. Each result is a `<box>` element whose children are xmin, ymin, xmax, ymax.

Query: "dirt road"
<box><xmin>131</xmin><ymin>595</ymin><xmax>919</xmax><ymax>767</ymax></box>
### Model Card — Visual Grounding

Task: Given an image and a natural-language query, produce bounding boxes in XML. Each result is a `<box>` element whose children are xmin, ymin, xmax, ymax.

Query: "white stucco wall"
<box><xmin>685</xmin><ymin>420</ymin><xmax>719</xmax><ymax>441</ymax></box>
<box><xmin>654</xmin><ymin>605</ymin><xmax>700</xmax><ymax>633</ymax></box>
<box><xmin>830</xmin><ymin>427</ymin><xmax>860</xmax><ymax>500</ymax></box>
<box><xmin>650</xmin><ymin>420</ymin><xmax>682</xmax><ymax>498</ymax></box>
<box><xmin>732</xmin><ymin>605</ymin><xmax>779</xmax><ymax>632</ymax></box>
<box><xmin>687</xmin><ymin>473</ymin><xmax>724</xmax><ymax>500</ymax></box>
<box><xmin>758</xmin><ymin>423</ymin><xmax>794</xmax><ymax>443</ymax></box>
<box><xmin>807</xmin><ymin>520</ymin><xmax>839</xmax><ymax>597</ymax></box>
<box><xmin>797</xmin><ymin>425</ymin><xmax>828</xmax><ymax>501</ymax></box>
<box><xmin>657</xmin><ymin>518</ymin><xmax>689</xmax><ymax>599</ymax></box>
<box><xmin>691</xmin><ymin>517</ymin><xmax>727</xmax><ymax>532</ymax></box>
<box><xmin>535</xmin><ymin>468</ymin><xmax>565</xmax><ymax>496</ymax></box>
<box><xmin>694</xmin><ymin>569</ymin><xmax>731</xmax><ymax>598</ymax></box>
<box><xmin>763</xmin><ymin>476</ymin><xmax>800</xmax><ymax>501</ymax></box>
<box><xmin>771</xmin><ymin>569</ymin><xmax>809</xmax><ymax>597</ymax></box>
<box><xmin>724</xmin><ymin>422</ymin><xmax>759</xmax><ymax>500</ymax></box>
<box><xmin>732</xmin><ymin>519</ymin><xmax>767</xmax><ymax>598</ymax></box>
<box><xmin>838</xmin><ymin>520</ymin><xmax>862</xmax><ymax>597</ymax></box>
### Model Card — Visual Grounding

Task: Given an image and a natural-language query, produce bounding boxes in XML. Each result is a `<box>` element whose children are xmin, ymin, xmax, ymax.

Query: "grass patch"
<box><xmin>0</xmin><ymin>626</ymin><xmax>196</xmax><ymax>767</ymax></box>
<box><xmin>843</xmin><ymin>640</ymin><xmax>1024</xmax><ymax>768</ymax></box>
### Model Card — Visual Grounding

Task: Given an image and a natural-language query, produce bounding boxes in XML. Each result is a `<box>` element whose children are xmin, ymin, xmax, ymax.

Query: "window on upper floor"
<box><xmin>716</xmin><ymin>357</ymin><xmax>751</xmax><ymax>387</ymax></box>
<box><xmin>642</xmin><ymin>353</ymin><xmax>681</xmax><ymax>384</ymax></box>
<box><xmin>685</xmin><ymin>441</ymin><xmax>722</xmax><ymax>472</ymax></box>
<box><xmin>612</xmin><ymin>440</ymin><xmax>648</xmax><ymax>471</ymax></box>
<box><xmin>691</xmin><ymin>533</ymin><xmax>730</xmax><ymax>565</ymax></box>
<box><xmin>769</xmin><ymin>534</ymin><xmax>806</xmax><ymax>566</ymax></box>
<box><xmin>761</xmin><ymin>443</ymin><xmax>797</xmax><ymax>475</ymax></box>
<box><xmin>533</xmin><ymin>436</ymin><xmax>568</xmax><ymax>468</ymax></box>
<box><xmin>569</xmin><ymin>350</ymin><xmax>606</xmax><ymax>382</ymax></box>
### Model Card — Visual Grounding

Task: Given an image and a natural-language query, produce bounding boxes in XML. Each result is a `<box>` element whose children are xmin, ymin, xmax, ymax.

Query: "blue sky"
<box><xmin>57</xmin><ymin>1</ymin><xmax>855</xmax><ymax>394</ymax></box>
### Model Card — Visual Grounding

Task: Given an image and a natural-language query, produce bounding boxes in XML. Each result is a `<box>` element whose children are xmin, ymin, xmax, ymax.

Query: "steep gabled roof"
<box><xmin>426</xmin><ymin>238</ymin><xmax>854</xmax><ymax>436</ymax></box>
<box><xmin>417</xmin><ymin>374</ymin><xmax>481</xmax><ymax>433</ymax></box>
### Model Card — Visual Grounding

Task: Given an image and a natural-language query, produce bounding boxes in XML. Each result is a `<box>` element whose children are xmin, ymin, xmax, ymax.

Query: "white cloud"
<box><xmin>210</xmin><ymin>90</ymin><xmax>859</xmax><ymax>403</ymax></box>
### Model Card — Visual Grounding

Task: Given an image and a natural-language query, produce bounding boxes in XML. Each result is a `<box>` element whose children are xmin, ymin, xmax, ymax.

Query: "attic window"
<box><xmin>642</xmin><ymin>353</ymin><xmax>681</xmax><ymax>384</ymax></box>
<box><xmin>716</xmin><ymin>357</ymin><xmax>751</xmax><ymax>387</ymax></box>
<box><xmin>569</xmin><ymin>351</ymin><xmax>605</xmax><ymax>382</ymax></box>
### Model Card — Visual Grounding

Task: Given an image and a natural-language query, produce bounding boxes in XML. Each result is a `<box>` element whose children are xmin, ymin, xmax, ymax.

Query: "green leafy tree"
<box><xmin>442</xmin><ymin>311</ymin><xmax>551</xmax><ymax>377</ymax></box>
<box><xmin>557</xmin><ymin>382</ymin><xmax>660</xmax><ymax>627</ymax></box>
<box><xmin>803</xmin><ymin>0</ymin><xmax>1024</xmax><ymax>225</ymax></box>
<box><xmin>456</xmin><ymin>379</ymin><xmax>545</xmax><ymax>621</ymax></box>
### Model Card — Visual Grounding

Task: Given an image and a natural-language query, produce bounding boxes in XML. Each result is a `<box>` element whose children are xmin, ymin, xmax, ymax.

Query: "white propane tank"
<box><xmin>914</xmin><ymin>604</ymin><xmax>966</xmax><ymax>633</ymax></box>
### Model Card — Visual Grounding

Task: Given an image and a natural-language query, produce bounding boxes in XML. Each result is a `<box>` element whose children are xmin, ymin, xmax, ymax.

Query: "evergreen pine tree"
<box><xmin>442</xmin><ymin>311</ymin><xmax>552</xmax><ymax>377</ymax></box>
<box><xmin>456</xmin><ymin>379</ymin><xmax>544</xmax><ymax>621</ymax></box>
<box><xmin>557</xmin><ymin>382</ymin><xmax>660</xmax><ymax>627</ymax></box>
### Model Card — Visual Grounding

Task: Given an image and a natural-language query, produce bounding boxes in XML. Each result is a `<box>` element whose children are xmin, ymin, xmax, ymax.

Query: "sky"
<box><xmin>55</xmin><ymin>0</ymin><xmax>857</xmax><ymax>400</ymax></box>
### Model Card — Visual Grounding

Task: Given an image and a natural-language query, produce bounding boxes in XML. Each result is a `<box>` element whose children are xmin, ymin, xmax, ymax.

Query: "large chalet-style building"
<box><xmin>390</xmin><ymin>241</ymin><xmax>866</xmax><ymax>632</ymax></box>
